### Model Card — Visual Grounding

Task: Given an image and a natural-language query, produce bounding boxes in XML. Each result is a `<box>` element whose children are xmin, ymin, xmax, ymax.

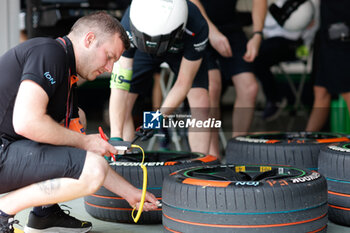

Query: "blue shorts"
<box><xmin>206</xmin><ymin>30</ymin><xmax>254</xmax><ymax>82</ymax></box>
<box><xmin>0</xmin><ymin>138</ymin><xmax>86</xmax><ymax>194</ymax></box>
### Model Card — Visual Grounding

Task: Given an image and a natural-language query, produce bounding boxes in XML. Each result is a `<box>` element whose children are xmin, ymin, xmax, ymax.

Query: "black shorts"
<box><xmin>129</xmin><ymin>50</ymin><xmax>208</xmax><ymax>95</ymax></box>
<box><xmin>314</xmin><ymin>33</ymin><xmax>350</xmax><ymax>94</ymax></box>
<box><xmin>206</xmin><ymin>30</ymin><xmax>254</xmax><ymax>82</ymax></box>
<box><xmin>0</xmin><ymin>138</ymin><xmax>86</xmax><ymax>194</ymax></box>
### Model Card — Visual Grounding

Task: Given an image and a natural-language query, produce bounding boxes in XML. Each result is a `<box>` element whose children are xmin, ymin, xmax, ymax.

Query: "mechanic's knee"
<box><xmin>314</xmin><ymin>87</ymin><xmax>330</xmax><ymax>101</ymax></box>
<box><xmin>244</xmin><ymin>81</ymin><xmax>259</xmax><ymax>101</ymax></box>
<box><xmin>80</xmin><ymin>152</ymin><xmax>109</xmax><ymax>194</ymax></box>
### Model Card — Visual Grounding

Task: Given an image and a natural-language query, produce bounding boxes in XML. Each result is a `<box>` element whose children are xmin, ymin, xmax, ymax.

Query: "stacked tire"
<box><xmin>226</xmin><ymin>132</ymin><xmax>349</xmax><ymax>170</ymax></box>
<box><xmin>319</xmin><ymin>142</ymin><xmax>350</xmax><ymax>226</ymax></box>
<box><xmin>84</xmin><ymin>151</ymin><xmax>218</xmax><ymax>223</ymax></box>
<box><xmin>162</xmin><ymin>164</ymin><xmax>328</xmax><ymax>233</ymax></box>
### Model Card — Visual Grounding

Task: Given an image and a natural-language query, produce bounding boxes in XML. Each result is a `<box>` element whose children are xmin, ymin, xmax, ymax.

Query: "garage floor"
<box><xmin>13</xmin><ymin>197</ymin><xmax>350</xmax><ymax>233</ymax></box>
<box><xmin>10</xmin><ymin>104</ymin><xmax>350</xmax><ymax>232</ymax></box>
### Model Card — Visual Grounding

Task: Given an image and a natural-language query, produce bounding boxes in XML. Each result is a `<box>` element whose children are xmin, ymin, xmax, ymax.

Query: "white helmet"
<box><xmin>270</xmin><ymin>0</ymin><xmax>315</xmax><ymax>31</ymax></box>
<box><xmin>129</xmin><ymin>0</ymin><xmax>188</xmax><ymax>56</ymax></box>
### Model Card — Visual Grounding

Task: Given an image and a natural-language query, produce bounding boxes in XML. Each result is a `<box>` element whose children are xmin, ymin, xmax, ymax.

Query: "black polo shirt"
<box><xmin>0</xmin><ymin>36</ymin><xmax>76</xmax><ymax>140</ymax></box>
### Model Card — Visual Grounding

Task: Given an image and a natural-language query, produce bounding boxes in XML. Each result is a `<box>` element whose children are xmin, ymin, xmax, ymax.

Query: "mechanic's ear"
<box><xmin>84</xmin><ymin>32</ymin><xmax>95</xmax><ymax>48</ymax></box>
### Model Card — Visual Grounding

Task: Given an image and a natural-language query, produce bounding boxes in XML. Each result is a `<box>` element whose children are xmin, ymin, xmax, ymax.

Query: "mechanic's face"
<box><xmin>79</xmin><ymin>33</ymin><xmax>124</xmax><ymax>81</ymax></box>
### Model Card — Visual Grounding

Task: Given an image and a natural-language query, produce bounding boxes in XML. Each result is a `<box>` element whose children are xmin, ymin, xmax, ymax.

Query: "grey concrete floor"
<box><xmin>11</xmin><ymin>107</ymin><xmax>350</xmax><ymax>232</ymax></box>
<box><xmin>13</xmin><ymin>197</ymin><xmax>350</xmax><ymax>233</ymax></box>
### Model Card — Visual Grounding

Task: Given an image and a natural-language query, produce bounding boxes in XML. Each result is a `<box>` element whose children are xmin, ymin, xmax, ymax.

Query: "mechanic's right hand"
<box><xmin>209</xmin><ymin>26</ymin><xmax>232</xmax><ymax>58</ymax></box>
<box><xmin>84</xmin><ymin>134</ymin><xmax>118</xmax><ymax>156</ymax></box>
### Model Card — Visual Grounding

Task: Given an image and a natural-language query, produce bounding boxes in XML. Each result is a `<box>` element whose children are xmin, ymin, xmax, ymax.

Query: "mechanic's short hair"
<box><xmin>70</xmin><ymin>11</ymin><xmax>130</xmax><ymax>50</ymax></box>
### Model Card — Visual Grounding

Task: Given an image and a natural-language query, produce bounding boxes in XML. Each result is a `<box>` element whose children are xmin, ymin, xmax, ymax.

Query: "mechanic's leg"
<box><xmin>0</xmin><ymin>152</ymin><xmax>108</xmax><ymax>215</ymax></box>
<box><xmin>152</xmin><ymin>72</ymin><xmax>163</xmax><ymax>110</ymax></box>
<box><xmin>187</xmin><ymin>87</ymin><xmax>210</xmax><ymax>154</ymax></box>
<box><xmin>341</xmin><ymin>92</ymin><xmax>350</xmax><ymax>116</ymax></box>
<box><xmin>306</xmin><ymin>86</ymin><xmax>331</xmax><ymax>131</ymax></box>
<box><xmin>232</xmin><ymin>72</ymin><xmax>258</xmax><ymax>137</ymax></box>
<box><xmin>123</xmin><ymin>92</ymin><xmax>139</xmax><ymax>141</ymax></box>
<box><xmin>208</xmin><ymin>69</ymin><xmax>222</xmax><ymax>158</ymax></box>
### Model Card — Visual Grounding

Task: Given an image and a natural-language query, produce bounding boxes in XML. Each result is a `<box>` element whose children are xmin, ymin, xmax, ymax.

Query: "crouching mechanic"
<box><xmin>109</xmin><ymin>0</ymin><xmax>211</xmax><ymax>154</ymax></box>
<box><xmin>0</xmin><ymin>11</ymin><xmax>158</xmax><ymax>233</ymax></box>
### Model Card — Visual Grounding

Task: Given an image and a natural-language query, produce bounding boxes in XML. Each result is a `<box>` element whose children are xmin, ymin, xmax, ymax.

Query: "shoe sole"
<box><xmin>24</xmin><ymin>226</ymin><xmax>92</xmax><ymax>233</ymax></box>
<box><xmin>265</xmin><ymin>99</ymin><xmax>288</xmax><ymax>122</ymax></box>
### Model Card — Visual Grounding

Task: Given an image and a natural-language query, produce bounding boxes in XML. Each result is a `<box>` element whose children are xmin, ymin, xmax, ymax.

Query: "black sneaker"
<box><xmin>159</xmin><ymin>128</ymin><xmax>170</xmax><ymax>151</ymax></box>
<box><xmin>24</xmin><ymin>205</ymin><xmax>92</xmax><ymax>233</ymax></box>
<box><xmin>262</xmin><ymin>98</ymin><xmax>287</xmax><ymax>122</ymax></box>
<box><xmin>0</xmin><ymin>217</ymin><xmax>19</xmax><ymax>233</ymax></box>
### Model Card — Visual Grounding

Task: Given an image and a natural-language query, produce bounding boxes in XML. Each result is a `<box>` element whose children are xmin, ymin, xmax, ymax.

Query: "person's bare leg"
<box><xmin>306</xmin><ymin>86</ymin><xmax>331</xmax><ymax>131</ymax></box>
<box><xmin>232</xmin><ymin>72</ymin><xmax>258</xmax><ymax>137</ymax></box>
<box><xmin>0</xmin><ymin>152</ymin><xmax>108</xmax><ymax>215</ymax></box>
<box><xmin>152</xmin><ymin>72</ymin><xmax>163</xmax><ymax>110</ymax></box>
<box><xmin>341</xmin><ymin>92</ymin><xmax>350</xmax><ymax>115</ymax></box>
<box><xmin>187</xmin><ymin>88</ymin><xmax>211</xmax><ymax>154</ymax></box>
<box><xmin>122</xmin><ymin>93</ymin><xmax>139</xmax><ymax>141</ymax></box>
<box><xmin>208</xmin><ymin>69</ymin><xmax>222</xmax><ymax>158</ymax></box>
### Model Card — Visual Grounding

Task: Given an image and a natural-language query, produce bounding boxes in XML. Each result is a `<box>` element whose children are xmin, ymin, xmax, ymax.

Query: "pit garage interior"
<box><xmin>1</xmin><ymin>0</ymin><xmax>350</xmax><ymax>232</ymax></box>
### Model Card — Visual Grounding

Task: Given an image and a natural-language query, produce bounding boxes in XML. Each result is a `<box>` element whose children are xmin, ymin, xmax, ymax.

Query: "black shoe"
<box><xmin>159</xmin><ymin>128</ymin><xmax>170</xmax><ymax>151</ymax></box>
<box><xmin>262</xmin><ymin>98</ymin><xmax>287</xmax><ymax>121</ymax></box>
<box><xmin>0</xmin><ymin>217</ymin><xmax>19</xmax><ymax>233</ymax></box>
<box><xmin>24</xmin><ymin>205</ymin><xmax>92</xmax><ymax>233</ymax></box>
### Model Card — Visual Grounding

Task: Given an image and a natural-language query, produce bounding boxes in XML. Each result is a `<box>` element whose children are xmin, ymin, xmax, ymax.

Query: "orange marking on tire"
<box><xmin>316</xmin><ymin>137</ymin><xmax>350</xmax><ymax>143</ymax></box>
<box><xmin>163</xmin><ymin>213</ymin><xmax>327</xmax><ymax>228</ymax></box>
<box><xmin>163</xmin><ymin>225</ymin><xmax>182</xmax><ymax>233</ymax></box>
<box><xmin>328</xmin><ymin>190</ymin><xmax>350</xmax><ymax>198</ymax></box>
<box><xmin>182</xmin><ymin>178</ymin><xmax>231</xmax><ymax>187</ymax></box>
<box><xmin>329</xmin><ymin>204</ymin><xmax>350</xmax><ymax>211</ymax></box>
<box><xmin>195</xmin><ymin>155</ymin><xmax>218</xmax><ymax>162</ymax></box>
<box><xmin>85</xmin><ymin>201</ymin><xmax>161</xmax><ymax>211</ymax></box>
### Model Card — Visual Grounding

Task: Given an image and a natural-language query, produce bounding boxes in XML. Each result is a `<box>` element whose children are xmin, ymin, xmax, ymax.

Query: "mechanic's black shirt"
<box><xmin>0</xmin><ymin>37</ymin><xmax>76</xmax><ymax>140</ymax></box>
<box><xmin>122</xmin><ymin>0</ymin><xmax>208</xmax><ymax>61</ymax></box>
<box><xmin>200</xmin><ymin>0</ymin><xmax>240</xmax><ymax>32</ymax></box>
<box><xmin>320</xmin><ymin>0</ymin><xmax>350</xmax><ymax>32</ymax></box>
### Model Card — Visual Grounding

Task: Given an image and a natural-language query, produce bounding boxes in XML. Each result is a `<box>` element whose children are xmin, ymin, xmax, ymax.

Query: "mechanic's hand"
<box><xmin>125</xmin><ymin>188</ymin><xmax>159</xmax><ymax>211</ymax></box>
<box><xmin>110</xmin><ymin>137</ymin><xmax>127</xmax><ymax>155</ymax></box>
<box><xmin>243</xmin><ymin>34</ymin><xmax>262</xmax><ymax>62</ymax></box>
<box><xmin>209</xmin><ymin>26</ymin><xmax>232</xmax><ymax>58</ymax></box>
<box><xmin>83</xmin><ymin>134</ymin><xmax>118</xmax><ymax>156</ymax></box>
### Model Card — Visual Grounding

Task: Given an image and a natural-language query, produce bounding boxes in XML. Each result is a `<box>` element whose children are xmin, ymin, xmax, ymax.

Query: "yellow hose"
<box><xmin>130</xmin><ymin>144</ymin><xmax>148</xmax><ymax>223</ymax></box>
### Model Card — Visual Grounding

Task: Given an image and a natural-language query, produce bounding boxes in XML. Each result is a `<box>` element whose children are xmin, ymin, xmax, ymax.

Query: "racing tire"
<box><xmin>162</xmin><ymin>164</ymin><xmax>328</xmax><ymax>233</ymax></box>
<box><xmin>225</xmin><ymin>132</ymin><xmax>349</xmax><ymax>170</ymax></box>
<box><xmin>318</xmin><ymin>142</ymin><xmax>350</xmax><ymax>226</ymax></box>
<box><xmin>84</xmin><ymin>151</ymin><xmax>218</xmax><ymax>224</ymax></box>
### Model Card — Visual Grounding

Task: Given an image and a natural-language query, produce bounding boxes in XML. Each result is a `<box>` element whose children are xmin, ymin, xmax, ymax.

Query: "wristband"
<box><xmin>252</xmin><ymin>31</ymin><xmax>263</xmax><ymax>38</ymax></box>
<box><xmin>110</xmin><ymin>62</ymin><xmax>133</xmax><ymax>91</ymax></box>
<box><xmin>110</xmin><ymin>137</ymin><xmax>123</xmax><ymax>141</ymax></box>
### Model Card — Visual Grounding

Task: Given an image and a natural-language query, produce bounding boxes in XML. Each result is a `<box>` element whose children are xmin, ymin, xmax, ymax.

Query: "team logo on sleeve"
<box><xmin>44</xmin><ymin>72</ymin><xmax>56</xmax><ymax>85</ymax></box>
<box><xmin>193</xmin><ymin>38</ymin><xmax>208</xmax><ymax>52</ymax></box>
<box><xmin>126</xmin><ymin>31</ymin><xmax>135</xmax><ymax>48</ymax></box>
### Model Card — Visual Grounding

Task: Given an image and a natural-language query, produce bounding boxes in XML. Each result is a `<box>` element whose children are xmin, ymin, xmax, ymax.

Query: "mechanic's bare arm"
<box><xmin>190</xmin><ymin>0</ymin><xmax>232</xmax><ymax>57</ymax></box>
<box><xmin>109</xmin><ymin>56</ymin><xmax>134</xmax><ymax>138</ymax></box>
<box><xmin>13</xmin><ymin>80</ymin><xmax>117</xmax><ymax>156</ymax></box>
<box><xmin>160</xmin><ymin>57</ymin><xmax>202</xmax><ymax>116</ymax></box>
<box><xmin>244</xmin><ymin>0</ymin><xmax>267</xmax><ymax>62</ymax></box>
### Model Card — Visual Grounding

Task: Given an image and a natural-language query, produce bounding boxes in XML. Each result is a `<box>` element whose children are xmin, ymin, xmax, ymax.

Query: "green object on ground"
<box><xmin>330</xmin><ymin>96</ymin><xmax>350</xmax><ymax>134</ymax></box>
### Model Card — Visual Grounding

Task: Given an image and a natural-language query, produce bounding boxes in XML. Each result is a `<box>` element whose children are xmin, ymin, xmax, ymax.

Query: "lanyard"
<box><xmin>56</xmin><ymin>37</ymin><xmax>79</xmax><ymax>128</ymax></box>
